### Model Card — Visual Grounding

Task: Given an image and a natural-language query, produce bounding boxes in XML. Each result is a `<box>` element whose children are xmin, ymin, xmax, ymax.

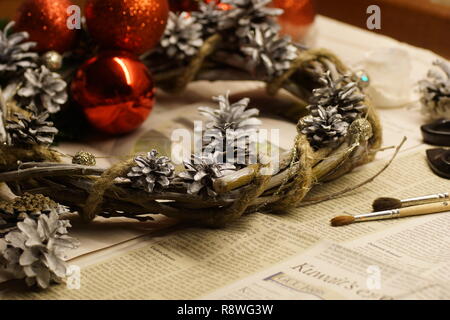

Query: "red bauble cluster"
<box><xmin>15</xmin><ymin>0</ymin><xmax>170</xmax><ymax>135</ymax></box>
<box><xmin>71</xmin><ymin>51</ymin><xmax>155</xmax><ymax>135</ymax></box>
<box><xmin>77</xmin><ymin>0</ymin><xmax>168</xmax><ymax>134</ymax></box>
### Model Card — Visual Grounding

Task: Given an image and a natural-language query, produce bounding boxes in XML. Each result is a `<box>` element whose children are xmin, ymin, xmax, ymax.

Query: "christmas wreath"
<box><xmin>0</xmin><ymin>0</ymin><xmax>383</xmax><ymax>289</ymax></box>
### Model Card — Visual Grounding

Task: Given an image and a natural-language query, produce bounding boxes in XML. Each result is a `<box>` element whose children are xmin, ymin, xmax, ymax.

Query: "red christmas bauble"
<box><xmin>71</xmin><ymin>51</ymin><xmax>155</xmax><ymax>135</ymax></box>
<box><xmin>85</xmin><ymin>0</ymin><xmax>169</xmax><ymax>54</ymax></box>
<box><xmin>14</xmin><ymin>0</ymin><xmax>78</xmax><ymax>53</ymax></box>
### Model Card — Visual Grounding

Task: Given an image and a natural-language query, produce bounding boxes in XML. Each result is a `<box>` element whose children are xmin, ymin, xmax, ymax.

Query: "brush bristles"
<box><xmin>372</xmin><ymin>197</ymin><xmax>402</xmax><ymax>211</ymax></box>
<box><xmin>331</xmin><ymin>215</ymin><xmax>355</xmax><ymax>227</ymax></box>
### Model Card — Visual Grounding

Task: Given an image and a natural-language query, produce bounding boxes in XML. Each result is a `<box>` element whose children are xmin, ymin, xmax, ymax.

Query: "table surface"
<box><xmin>316</xmin><ymin>0</ymin><xmax>450</xmax><ymax>59</ymax></box>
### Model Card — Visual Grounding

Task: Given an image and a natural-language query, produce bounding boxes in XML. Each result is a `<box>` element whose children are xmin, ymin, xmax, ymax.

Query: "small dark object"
<box><xmin>421</xmin><ymin>119</ymin><xmax>450</xmax><ymax>146</ymax></box>
<box><xmin>426</xmin><ymin>148</ymin><xmax>450</xmax><ymax>179</ymax></box>
<box><xmin>372</xmin><ymin>197</ymin><xmax>402</xmax><ymax>211</ymax></box>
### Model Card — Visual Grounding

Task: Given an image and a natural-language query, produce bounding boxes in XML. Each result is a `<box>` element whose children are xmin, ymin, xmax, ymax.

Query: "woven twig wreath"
<box><xmin>0</xmin><ymin>46</ymin><xmax>382</xmax><ymax>228</ymax></box>
<box><xmin>0</xmin><ymin>0</ymin><xmax>385</xmax><ymax>289</ymax></box>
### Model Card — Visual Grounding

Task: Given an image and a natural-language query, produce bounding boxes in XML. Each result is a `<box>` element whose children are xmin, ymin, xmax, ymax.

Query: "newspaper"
<box><xmin>204</xmin><ymin>241</ymin><xmax>450</xmax><ymax>300</ymax></box>
<box><xmin>2</xmin><ymin>147</ymin><xmax>449</xmax><ymax>299</ymax></box>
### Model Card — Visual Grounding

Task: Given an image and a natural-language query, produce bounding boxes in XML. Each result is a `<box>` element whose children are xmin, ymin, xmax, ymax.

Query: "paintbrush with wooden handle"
<box><xmin>331</xmin><ymin>201</ymin><xmax>450</xmax><ymax>227</ymax></box>
<box><xmin>372</xmin><ymin>192</ymin><xmax>449</xmax><ymax>211</ymax></box>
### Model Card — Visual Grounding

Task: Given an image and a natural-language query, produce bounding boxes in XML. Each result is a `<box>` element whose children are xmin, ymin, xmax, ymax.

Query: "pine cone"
<box><xmin>177</xmin><ymin>153</ymin><xmax>236</xmax><ymax>197</ymax></box>
<box><xmin>0</xmin><ymin>211</ymin><xmax>78</xmax><ymax>289</ymax></box>
<box><xmin>0</xmin><ymin>193</ymin><xmax>70</xmax><ymax>235</ymax></box>
<box><xmin>299</xmin><ymin>105</ymin><xmax>349</xmax><ymax>149</ymax></box>
<box><xmin>16</xmin><ymin>65</ymin><xmax>68</xmax><ymax>114</ymax></box>
<box><xmin>127</xmin><ymin>150</ymin><xmax>175</xmax><ymax>193</ymax></box>
<box><xmin>6</xmin><ymin>105</ymin><xmax>58</xmax><ymax>147</ymax></box>
<box><xmin>192</xmin><ymin>1</ymin><xmax>222</xmax><ymax>36</ymax></box>
<box><xmin>198</xmin><ymin>92</ymin><xmax>261</xmax><ymax>133</ymax></box>
<box><xmin>309</xmin><ymin>71</ymin><xmax>367</xmax><ymax>123</ymax></box>
<box><xmin>419</xmin><ymin>60</ymin><xmax>450</xmax><ymax>120</ymax></box>
<box><xmin>219</xmin><ymin>0</ymin><xmax>283</xmax><ymax>38</ymax></box>
<box><xmin>203</xmin><ymin>128</ymin><xmax>258</xmax><ymax>168</ymax></box>
<box><xmin>241</xmin><ymin>26</ymin><xmax>297</xmax><ymax>78</ymax></box>
<box><xmin>160</xmin><ymin>12</ymin><xmax>204</xmax><ymax>61</ymax></box>
<box><xmin>0</xmin><ymin>21</ymin><xmax>38</xmax><ymax>75</ymax></box>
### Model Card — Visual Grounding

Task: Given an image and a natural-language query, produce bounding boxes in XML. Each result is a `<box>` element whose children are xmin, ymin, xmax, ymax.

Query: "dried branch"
<box><xmin>299</xmin><ymin>137</ymin><xmax>407</xmax><ymax>206</ymax></box>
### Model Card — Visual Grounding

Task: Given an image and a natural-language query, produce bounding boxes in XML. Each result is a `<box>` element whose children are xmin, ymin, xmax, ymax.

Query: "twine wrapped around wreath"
<box><xmin>0</xmin><ymin>44</ymin><xmax>382</xmax><ymax>228</ymax></box>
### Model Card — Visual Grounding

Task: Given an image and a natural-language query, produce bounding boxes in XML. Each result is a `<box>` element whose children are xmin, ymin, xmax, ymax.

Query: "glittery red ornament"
<box><xmin>14</xmin><ymin>0</ymin><xmax>78</xmax><ymax>53</ymax></box>
<box><xmin>85</xmin><ymin>0</ymin><xmax>169</xmax><ymax>54</ymax></box>
<box><xmin>71</xmin><ymin>51</ymin><xmax>155</xmax><ymax>135</ymax></box>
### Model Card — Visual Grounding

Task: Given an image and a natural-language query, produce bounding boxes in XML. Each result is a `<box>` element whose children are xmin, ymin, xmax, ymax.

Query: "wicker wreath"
<box><xmin>0</xmin><ymin>1</ymin><xmax>382</xmax><ymax>288</ymax></box>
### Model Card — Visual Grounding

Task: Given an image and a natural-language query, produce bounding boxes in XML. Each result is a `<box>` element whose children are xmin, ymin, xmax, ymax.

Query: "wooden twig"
<box><xmin>0</xmin><ymin>87</ymin><xmax>9</xmax><ymax>144</ymax></box>
<box><xmin>0</xmin><ymin>165</ymin><xmax>105</xmax><ymax>182</ymax></box>
<box><xmin>298</xmin><ymin>137</ymin><xmax>407</xmax><ymax>206</ymax></box>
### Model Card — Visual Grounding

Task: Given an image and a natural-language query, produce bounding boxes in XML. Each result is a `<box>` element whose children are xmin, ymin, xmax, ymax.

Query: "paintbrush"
<box><xmin>331</xmin><ymin>201</ymin><xmax>450</xmax><ymax>227</ymax></box>
<box><xmin>372</xmin><ymin>192</ymin><xmax>449</xmax><ymax>211</ymax></box>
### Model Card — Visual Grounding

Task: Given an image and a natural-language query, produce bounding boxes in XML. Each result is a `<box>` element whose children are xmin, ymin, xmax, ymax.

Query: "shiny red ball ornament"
<box><xmin>14</xmin><ymin>0</ymin><xmax>78</xmax><ymax>53</ymax></box>
<box><xmin>85</xmin><ymin>0</ymin><xmax>169</xmax><ymax>54</ymax></box>
<box><xmin>71</xmin><ymin>51</ymin><xmax>155</xmax><ymax>135</ymax></box>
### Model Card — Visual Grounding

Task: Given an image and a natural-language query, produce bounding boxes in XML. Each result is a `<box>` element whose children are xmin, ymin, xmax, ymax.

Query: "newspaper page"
<box><xmin>2</xmin><ymin>146</ymin><xmax>449</xmax><ymax>299</ymax></box>
<box><xmin>204</xmin><ymin>241</ymin><xmax>450</xmax><ymax>300</ymax></box>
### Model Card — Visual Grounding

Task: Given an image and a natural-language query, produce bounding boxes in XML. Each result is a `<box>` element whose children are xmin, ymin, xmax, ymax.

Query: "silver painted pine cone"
<box><xmin>419</xmin><ymin>60</ymin><xmax>450</xmax><ymax>120</ymax></box>
<box><xmin>160</xmin><ymin>12</ymin><xmax>204</xmax><ymax>61</ymax></box>
<box><xmin>17</xmin><ymin>65</ymin><xmax>68</xmax><ymax>114</ymax></box>
<box><xmin>198</xmin><ymin>92</ymin><xmax>261</xmax><ymax>133</ymax></box>
<box><xmin>178</xmin><ymin>153</ymin><xmax>236</xmax><ymax>197</ymax></box>
<box><xmin>0</xmin><ymin>211</ymin><xmax>79</xmax><ymax>289</ymax></box>
<box><xmin>219</xmin><ymin>0</ymin><xmax>283</xmax><ymax>39</ymax></box>
<box><xmin>0</xmin><ymin>21</ymin><xmax>38</xmax><ymax>74</ymax></box>
<box><xmin>299</xmin><ymin>105</ymin><xmax>349</xmax><ymax>149</ymax></box>
<box><xmin>192</xmin><ymin>1</ymin><xmax>222</xmax><ymax>36</ymax></box>
<box><xmin>309</xmin><ymin>71</ymin><xmax>367</xmax><ymax>123</ymax></box>
<box><xmin>203</xmin><ymin>128</ymin><xmax>258</xmax><ymax>168</ymax></box>
<box><xmin>127</xmin><ymin>150</ymin><xmax>175</xmax><ymax>193</ymax></box>
<box><xmin>6</xmin><ymin>105</ymin><xmax>58</xmax><ymax>147</ymax></box>
<box><xmin>241</xmin><ymin>26</ymin><xmax>297</xmax><ymax>78</ymax></box>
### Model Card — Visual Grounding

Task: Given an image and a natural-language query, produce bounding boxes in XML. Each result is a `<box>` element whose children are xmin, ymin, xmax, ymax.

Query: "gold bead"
<box><xmin>72</xmin><ymin>151</ymin><xmax>96</xmax><ymax>166</ymax></box>
<box><xmin>349</xmin><ymin>118</ymin><xmax>373</xmax><ymax>141</ymax></box>
<box><xmin>41</xmin><ymin>51</ymin><xmax>63</xmax><ymax>71</ymax></box>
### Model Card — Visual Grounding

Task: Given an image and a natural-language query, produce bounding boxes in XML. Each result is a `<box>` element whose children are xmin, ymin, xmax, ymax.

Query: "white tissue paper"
<box><xmin>355</xmin><ymin>47</ymin><xmax>416</xmax><ymax>109</ymax></box>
